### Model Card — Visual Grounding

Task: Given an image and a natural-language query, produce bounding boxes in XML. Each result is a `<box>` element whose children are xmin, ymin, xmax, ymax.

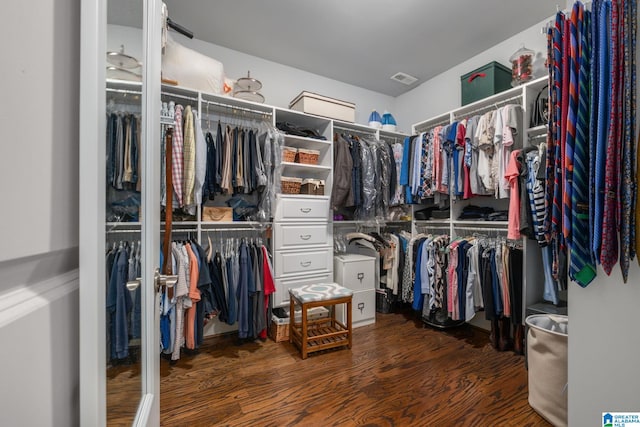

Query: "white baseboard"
<box><xmin>0</xmin><ymin>269</ymin><xmax>79</xmax><ymax>329</ymax></box>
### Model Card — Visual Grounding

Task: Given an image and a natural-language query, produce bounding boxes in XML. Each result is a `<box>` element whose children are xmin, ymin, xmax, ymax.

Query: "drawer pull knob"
<box><xmin>300</xmin><ymin>208</ymin><xmax>312</xmax><ymax>213</ymax></box>
<box><xmin>358</xmin><ymin>302</ymin><xmax>365</xmax><ymax>313</ymax></box>
<box><xmin>357</xmin><ymin>272</ymin><xmax>364</xmax><ymax>282</ymax></box>
<box><xmin>300</xmin><ymin>234</ymin><xmax>311</xmax><ymax>240</ymax></box>
<box><xmin>300</xmin><ymin>261</ymin><xmax>312</xmax><ymax>267</ymax></box>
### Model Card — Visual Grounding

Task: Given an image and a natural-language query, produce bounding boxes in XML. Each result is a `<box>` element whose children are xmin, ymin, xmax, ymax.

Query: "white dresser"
<box><xmin>333</xmin><ymin>253</ymin><xmax>376</xmax><ymax>328</ymax></box>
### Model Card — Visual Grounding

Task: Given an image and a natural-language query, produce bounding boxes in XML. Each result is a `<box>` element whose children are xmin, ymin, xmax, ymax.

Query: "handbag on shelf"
<box><xmin>202</xmin><ymin>206</ymin><xmax>233</xmax><ymax>222</ymax></box>
<box><xmin>530</xmin><ymin>84</ymin><xmax>549</xmax><ymax>128</ymax></box>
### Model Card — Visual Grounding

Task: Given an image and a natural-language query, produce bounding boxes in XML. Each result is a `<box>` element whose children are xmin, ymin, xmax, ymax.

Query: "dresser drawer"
<box><xmin>338</xmin><ymin>289</ymin><xmax>376</xmax><ymax>329</ymax></box>
<box><xmin>273</xmin><ymin>273</ymin><xmax>333</xmax><ymax>308</ymax></box>
<box><xmin>274</xmin><ymin>223</ymin><xmax>332</xmax><ymax>250</ymax></box>
<box><xmin>275</xmin><ymin>248</ymin><xmax>333</xmax><ymax>278</ymax></box>
<box><xmin>333</xmin><ymin>254</ymin><xmax>376</xmax><ymax>292</ymax></box>
<box><xmin>275</xmin><ymin>197</ymin><xmax>330</xmax><ymax>221</ymax></box>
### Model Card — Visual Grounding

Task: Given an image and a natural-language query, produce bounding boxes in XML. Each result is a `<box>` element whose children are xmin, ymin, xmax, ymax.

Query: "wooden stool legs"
<box><xmin>289</xmin><ymin>294</ymin><xmax>352</xmax><ymax>359</ymax></box>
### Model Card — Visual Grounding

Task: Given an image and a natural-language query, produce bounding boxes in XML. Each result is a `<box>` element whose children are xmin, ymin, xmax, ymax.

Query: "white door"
<box><xmin>80</xmin><ymin>0</ymin><xmax>163</xmax><ymax>425</ymax></box>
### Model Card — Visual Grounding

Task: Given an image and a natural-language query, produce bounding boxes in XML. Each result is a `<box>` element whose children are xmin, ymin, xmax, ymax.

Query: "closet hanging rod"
<box><xmin>201</xmin><ymin>227</ymin><xmax>269</xmax><ymax>232</ymax></box>
<box><xmin>166</xmin><ymin>17</ymin><xmax>194</xmax><ymax>39</ymax></box>
<box><xmin>201</xmin><ymin>99</ymin><xmax>273</xmax><ymax>117</ymax></box>
<box><xmin>333</xmin><ymin>126</ymin><xmax>377</xmax><ymax>138</ymax></box>
<box><xmin>416</xmin><ymin>226</ymin><xmax>451</xmax><ymax>231</ymax></box>
<box><xmin>452</xmin><ymin>226</ymin><xmax>509</xmax><ymax>233</ymax></box>
<box><xmin>106</xmin><ymin>87</ymin><xmax>142</xmax><ymax>96</ymax></box>
<box><xmin>161</xmin><ymin>91</ymin><xmax>198</xmax><ymax>103</ymax></box>
<box><xmin>453</xmin><ymin>94</ymin><xmax>523</xmax><ymax>118</ymax></box>
<box><xmin>106</xmin><ymin>228</ymin><xmax>141</xmax><ymax>234</ymax></box>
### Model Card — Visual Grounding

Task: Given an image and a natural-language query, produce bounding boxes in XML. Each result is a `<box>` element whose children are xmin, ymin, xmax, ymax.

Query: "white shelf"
<box><xmin>414</xmin><ymin>219</ymin><xmax>451</xmax><ymax>224</ymax></box>
<box><xmin>281</xmin><ymin>162</ymin><xmax>331</xmax><ymax>174</ymax></box>
<box><xmin>332</xmin><ymin>119</ymin><xmax>378</xmax><ymax>135</ymax></box>
<box><xmin>282</xmin><ymin>134</ymin><xmax>332</xmax><ymax>147</ymax></box>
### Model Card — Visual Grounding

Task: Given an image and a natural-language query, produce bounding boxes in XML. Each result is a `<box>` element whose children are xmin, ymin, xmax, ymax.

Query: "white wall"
<box><xmin>108</xmin><ymin>24</ymin><xmax>396</xmax><ymax>127</ymax></box>
<box><xmin>0</xmin><ymin>0</ymin><xmax>80</xmax><ymax>426</ymax></box>
<box><xmin>395</xmin><ymin>17</ymin><xmax>550</xmax><ymax>131</ymax></box>
<box><xmin>568</xmin><ymin>268</ymin><xmax>640</xmax><ymax>426</ymax></box>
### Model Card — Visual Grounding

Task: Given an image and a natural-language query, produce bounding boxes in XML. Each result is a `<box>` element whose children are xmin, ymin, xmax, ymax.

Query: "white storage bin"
<box><xmin>289</xmin><ymin>91</ymin><xmax>356</xmax><ymax>122</ymax></box>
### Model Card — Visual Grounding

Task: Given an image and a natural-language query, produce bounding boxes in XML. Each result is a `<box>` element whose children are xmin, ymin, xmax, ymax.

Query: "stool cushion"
<box><xmin>290</xmin><ymin>283</ymin><xmax>352</xmax><ymax>303</ymax></box>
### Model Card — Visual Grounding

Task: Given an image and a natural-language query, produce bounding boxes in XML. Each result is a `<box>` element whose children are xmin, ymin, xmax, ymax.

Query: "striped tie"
<box><xmin>620</xmin><ymin>0</ymin><xmax>637</xmax><ymax>280</ymax></box>
<box><xmin>600</xmin><ymin>0</ymin><xmax>621</xmax><ymax>275</ymax></box>
<box><xmin>552</xmin><ymin>13</ymin><xmax>564</xmax><ymax>237</ymax></box>
<box><xmin>589</xmin><ymin>0</ymin><xmax>601</xmax><ymax>265</ymax></box>
<box><xmin>544</xmin><ymin>26</ymin><xmax>555</xmax><ymax>243</ymax></box>
<box><xmin>593</xmin><ymin>1</ymin><xmax>610</xmax><ymax>261</ymax></box>
<box><xmin>571</xmin><ymin>5</ymin><xmax>596</xmax><ymax>287</ymax></box>
<box><xmin>564</xmin><ymin>3</ymin><xmax>580</xmax><ymax>248</ymax></box>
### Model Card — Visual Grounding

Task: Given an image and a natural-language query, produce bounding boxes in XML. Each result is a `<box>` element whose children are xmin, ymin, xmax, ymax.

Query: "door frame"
<box><xmin>79</xmin><ymin>0</ymin><xmax>162</xmax><ymax>425</ymax></box>
<box><xmin>79</xmin><ymin>0</ymin><xmax>107</xmax><ymax>424</ymax></box>
<box><xmin>134</xmin><ymin>0</ymin><xmax>162</xmax><ymax>425</ymax></box>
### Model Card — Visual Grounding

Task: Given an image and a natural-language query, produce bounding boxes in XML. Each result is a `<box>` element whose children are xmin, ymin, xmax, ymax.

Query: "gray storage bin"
<box><xmin>525</xmin><ymin>314</ymin><xmax>568</xmax><ymax>427</ymax></box>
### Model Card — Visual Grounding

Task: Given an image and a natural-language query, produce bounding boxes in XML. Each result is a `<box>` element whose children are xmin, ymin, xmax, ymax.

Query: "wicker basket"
<box><xmin>282</xmin><ymin>146</ymin><xmax>298</xmax><ymax>163</ymax></box>
<box><xmin>281</xmin><ymin>176</ymin><xmax>302</xmax><ymax>194</ymax></box>
<box><xmin>296</xmin><ymin>148</ymin><xmax>320</xmax><ymax>165</ymax></box>
<box><xmin>270</xmin><ymin>315</ymin><xmax>289</xmax><ymax>342</ymax></box>
<box><xmin>301</xmin><ymin>179</ymin><xmax>325</xmax><ymax>195</ymax></box>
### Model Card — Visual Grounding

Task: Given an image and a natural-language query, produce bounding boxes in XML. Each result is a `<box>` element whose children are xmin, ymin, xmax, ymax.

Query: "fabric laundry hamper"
<box><xmin>525</xmin><ymin>314</ymin><xmax>568</xmax><ymax>427</ymax></box>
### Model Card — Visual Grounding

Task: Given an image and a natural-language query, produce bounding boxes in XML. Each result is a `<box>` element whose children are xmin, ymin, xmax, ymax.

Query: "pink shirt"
<box><xmin>505</xmin><ymin>150</ymin><xmax>522</xmax><ymax>240</ymax></box>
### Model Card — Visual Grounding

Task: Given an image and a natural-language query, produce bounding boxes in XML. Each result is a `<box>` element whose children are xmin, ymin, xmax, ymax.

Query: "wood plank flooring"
<box><xmin>108</xmin><ymin>308</ymin><xmax>551</xmax><ymax>426</ymax></box>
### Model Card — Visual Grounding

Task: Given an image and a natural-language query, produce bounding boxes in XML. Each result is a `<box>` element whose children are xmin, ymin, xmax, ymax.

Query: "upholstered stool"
<box><xmin>289</xmin><ymin>283</ymin><xmax>353</xmax><ymax>359</ymax></box>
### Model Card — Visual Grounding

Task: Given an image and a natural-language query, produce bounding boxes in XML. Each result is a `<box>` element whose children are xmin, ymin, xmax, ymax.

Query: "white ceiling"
<box><xmin>110</xmin><ymin>0</ymin><xmax>561</xmax><ymax>97</ymax></box>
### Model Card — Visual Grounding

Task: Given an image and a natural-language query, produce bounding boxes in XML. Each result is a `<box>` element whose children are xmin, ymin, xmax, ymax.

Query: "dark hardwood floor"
<box><xmin>152</xmin><ymin>309</ymin><xmax>550</xmax><ymax>427</ymax></box>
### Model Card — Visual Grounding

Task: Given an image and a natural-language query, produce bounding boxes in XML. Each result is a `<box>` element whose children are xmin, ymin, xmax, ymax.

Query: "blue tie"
<box><xmin>592</xmin><ymin>0</ymin><xmax>610</xmax><ymax>260</ymax></box>
<box><xmin>588</xmin><ymin>0</ymin><xmax>601</xmax><ymax>264</ymax></box>
<box><xmin>570</xmin><ymin>6</ymin><xmax>596</xmax><ymax>286</ymax></box>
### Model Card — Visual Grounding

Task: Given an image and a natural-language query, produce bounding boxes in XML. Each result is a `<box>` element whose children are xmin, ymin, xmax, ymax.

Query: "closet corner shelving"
<box><xmin>410</xmin><ymin>75</ymin><xmax>549</xmax><ymax>326</ymax></box>
<box><xmin>271</xmin><ymin>108</ymin><xmax>334</xmax><ymax>308</ymax></box>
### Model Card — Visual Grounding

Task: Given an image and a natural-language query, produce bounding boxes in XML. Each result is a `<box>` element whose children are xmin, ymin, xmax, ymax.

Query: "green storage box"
<box><xmin>460</xmin><ymin>61</ymin><xmax>512</xmax><ymax>106</ymax></box>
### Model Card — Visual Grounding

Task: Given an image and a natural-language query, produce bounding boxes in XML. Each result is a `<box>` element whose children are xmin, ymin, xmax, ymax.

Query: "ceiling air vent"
<box><xmin>390</xmin><ymin>72</ymin><xmax>418</xmax><ymax>86</ymax></box>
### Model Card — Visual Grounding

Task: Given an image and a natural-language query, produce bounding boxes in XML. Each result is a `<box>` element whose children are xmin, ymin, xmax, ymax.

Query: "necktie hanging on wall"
<box><xmin>552</xmin><ymin>12</ymin><xmax>564</xmax><ymax>241</ymax></box>
<box><xmin>570</xmin><ymin>5</ymin><xmax>596</xmax><ymax>287</ymax></box>
<box><xmin>620</xmin><ymin>0</ymin><xmax>637</xmax><ymax>281</ymax></box>
<box><xmin>593</xmin><ymin>0</ymin><xmax>610</xmax><ymax>262</ymax></box>
<box><xmin>588</xmin><ymin>0</ymin><xmax>600</xmax><ymax>266</ymax></box>
<box><xmin>600</xmin><ymin>0</ymin><xmax>621</xmax><ymax>275</ymax></box>
<box><xmin>544</xmin><ymin>25</ymin><xmax>555</xmax><ymax>244</ymax></box>
<box><xmin>545</xmin><ymin>0</ymin><xmax>638</xmax><ymax>286</ymax></box>
<box><xmin>564</xmin><ymin>2</ymin><xmax>580</xmax><ymax>248</ymax></box>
